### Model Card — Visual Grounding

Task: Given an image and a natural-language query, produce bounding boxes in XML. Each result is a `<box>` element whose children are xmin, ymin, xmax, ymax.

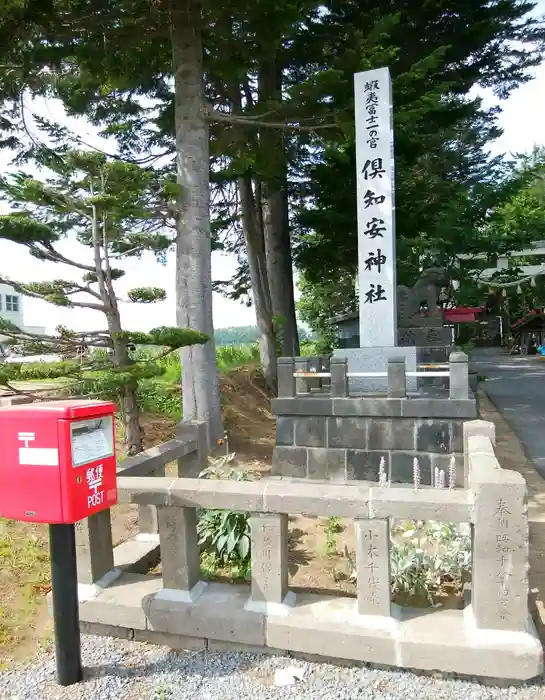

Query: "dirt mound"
<box><xmin>140</xmin><ymin>365</ymin><xmax>275</xmax><ymax>471</ymax></box>
<box><xmin>218</xmin><ymin>365</ymin><xmax>275</xmax><ymax>471</ymax></box>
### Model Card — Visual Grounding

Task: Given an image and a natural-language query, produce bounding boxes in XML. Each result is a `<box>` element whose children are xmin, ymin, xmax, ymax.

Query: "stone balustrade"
<box><xmin>75</xmin><ymin>420</ymin><xmax>208</xmax><ymax>594</ymax></box>
<box><xmin>279</xmin><ymin>352</ymin><xmax>468</xmax><ymax>398</ymax></box>
<box><xmin>71</xmin><ymin>418</ymin><xmax>543</xmax><ymax>681</ymax></box>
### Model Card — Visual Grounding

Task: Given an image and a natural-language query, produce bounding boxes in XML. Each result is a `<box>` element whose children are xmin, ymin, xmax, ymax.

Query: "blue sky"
<box><xmin>2</xmin><ymin>15</ymin><xmax>545</xmax><ymax>334</ymax></box>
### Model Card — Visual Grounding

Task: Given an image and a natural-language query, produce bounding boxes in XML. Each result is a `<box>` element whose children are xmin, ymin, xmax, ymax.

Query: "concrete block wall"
<box><xmin>273</xmin><ymin>412</ymin><xmax>471</xmax><ymax>485</ymax></box>
<box><xmin>273</xmin><ymin>354</ymin><xmax>476</xmax><ymax>485</ymax></box>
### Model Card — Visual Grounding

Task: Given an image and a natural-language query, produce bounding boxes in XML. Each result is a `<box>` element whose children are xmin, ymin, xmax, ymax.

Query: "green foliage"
<box><xmin>215</xmin><ymin>343</ymin><xmax>260</xmax><ymax>370</ymax></box>
<box><xmin>149</xmin><ymin>327</ymin><xmax>208</xmax><ymax>349</ymax></box>
<box><xmin>0</xmin><ymin>150</ymin><xmax>209</xmax><ymax>452</ymax></box>
<box><xmin>83</xmin><ymin>269</ymin><xmax>125</xmax><ymax>282</ymax></box>
<box><xmin>344</xmin><ymin>520</ymin><xmax>471</xmax><ymax>603</ymax></box>
<box><xmin>324</xmin><ymin>516</ymin><xmax>343</xmax><ymax>556</ymax></box>
<box><xmin>1</xmin><ymin>361</ymin><xmax>79</xmax><ymax>382</ymax></box>
<box><xmin>390</xmin><ymin>521</ymin><xmax>471</xmax><ymax>603</ymax></box>
<box><xmin>196</xmin><ymin>455</ymin><xmax>259</xmax><ymax>572</ymax></box>
<box><xmin>127</xmin><ymin>287</ymin><xmax>167</xmax><ymax>304</ymax></box>
<box><xmin>0</xmin><ymin>214</ymin><xmax>58</xmax><ymax>245</ymax></box>
<box><xmin>214</xmin><ymin>326</ymin><xmax>310</xmax><ymax>346</ymax></box>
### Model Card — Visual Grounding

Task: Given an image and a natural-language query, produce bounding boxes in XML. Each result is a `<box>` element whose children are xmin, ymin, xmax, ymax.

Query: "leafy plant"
<box><xmin>390</xmin><ymin>520</ymin><xmax>471</xmax><ymax>603</ymax></box>
<box><xmin>324</xmin><ymin>516</ymin><xmax>343</xmax><ymax>556</ymax></box>
<box><xmin>197</xmin><ymin>509</ymin><xmax>251</xmax><ymax>565</ymax></box>
<box><xmin>196</xmin><ymin>457</ymin><xmax>259</xmax><ymax>571</ymax></box>
<box><xmin>344</xmin><ymin>520</ymin><xmax>471</xmax><ymax>604</ymax></box>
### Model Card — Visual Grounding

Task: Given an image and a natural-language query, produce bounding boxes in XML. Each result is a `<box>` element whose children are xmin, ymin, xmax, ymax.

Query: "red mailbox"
<box><xmin>0</xmin><ymin>400</ymin><xmax>118</xmax><ymax>524</ymax></box>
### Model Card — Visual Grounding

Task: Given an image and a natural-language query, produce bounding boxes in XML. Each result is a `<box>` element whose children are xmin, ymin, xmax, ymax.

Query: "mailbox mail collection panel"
<box><xmin>0</xmin><ymin>400</ymin><xmax>118</xmax><ymax>524</ymax></box>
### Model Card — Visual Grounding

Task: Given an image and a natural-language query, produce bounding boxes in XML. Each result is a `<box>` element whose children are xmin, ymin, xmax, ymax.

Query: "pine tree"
<box><xmin>0</xmin><ymin>149</ymin><xmax>207</xmax><ymax>454</ymax></box>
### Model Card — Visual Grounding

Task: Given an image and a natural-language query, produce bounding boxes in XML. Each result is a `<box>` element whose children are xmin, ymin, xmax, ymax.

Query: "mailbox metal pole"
<box><xmin>49</xmin><ymin>523</ymin><xmax>83</xmax><ymax>686</ymax></box>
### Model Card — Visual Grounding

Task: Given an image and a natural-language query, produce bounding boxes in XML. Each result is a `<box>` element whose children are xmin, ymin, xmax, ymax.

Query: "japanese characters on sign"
<box><xmin>86</xmin><ymin>464</ymin><xmax>104</xmax><ymax>508</ymax></box>
<box><xmin>354</xmin><ymin>67</ymin><xmax>397</xmax><ymax>346</ymax></box>
<box><xmin>494</xmin><ymin>498</ymin><xmax>512</xmax><ymax>620</ymax></box>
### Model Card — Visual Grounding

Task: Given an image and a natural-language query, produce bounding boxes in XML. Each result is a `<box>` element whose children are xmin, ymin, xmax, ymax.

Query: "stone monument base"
<box><xmin>332</xmin><ymin>346</ymin><xmax>417</xmax><ymax>393</ymax></box>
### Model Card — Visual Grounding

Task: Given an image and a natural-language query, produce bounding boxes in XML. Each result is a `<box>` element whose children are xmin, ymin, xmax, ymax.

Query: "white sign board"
<box><xmin>354</xmin><ymin>67</ymin><xmax>397</xmax><ymax>347</ymax></box>
<box><xmin>70</xmin><ymin>416</ymin><xmax>114</xmax><ymax>467</ymax></box>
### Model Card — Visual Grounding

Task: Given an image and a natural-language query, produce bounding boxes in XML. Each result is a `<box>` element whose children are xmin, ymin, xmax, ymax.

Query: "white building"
<box><xmin>0</xmin><ymin>283</ymin><xmax>46</xmax><ymax>350</ymax></box>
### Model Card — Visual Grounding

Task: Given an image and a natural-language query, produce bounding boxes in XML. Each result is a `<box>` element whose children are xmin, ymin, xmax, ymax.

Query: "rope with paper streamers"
<box><xmin>477</xmin><ymin>265</ymin><xmax>545</xmax><ymax>297</ymax></box>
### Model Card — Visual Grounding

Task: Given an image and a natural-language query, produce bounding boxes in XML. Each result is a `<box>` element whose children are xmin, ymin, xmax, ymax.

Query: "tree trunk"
<box><xmin>91</xmin><ymin>202</ymin><xmax>143</xmax><ymax>455</ymax></box>
<box><xmin>170</xmin><ymin>0</ymin><xmax>223</xmax><ymax>447</ymax></box>
<box><xmin>259</xmin><ymin>62</ymin><xmax>299</xmax><ymax>357</ymax></box>
<box><xmin>262</xmin><ymin>184</ymin><xmax>299</xmax><ymax>357</ymax></box>
<box><xmin>238</xmin><ymin>176</ymin><xmax>277</xmax><ymax>391</ymax></box>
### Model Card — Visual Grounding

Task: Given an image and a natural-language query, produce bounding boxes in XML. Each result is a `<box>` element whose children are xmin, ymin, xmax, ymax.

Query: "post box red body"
<box><xmin>0</xmin><ymin>400</ymin><xmax>118</xmax><ymax>524</ymax></box>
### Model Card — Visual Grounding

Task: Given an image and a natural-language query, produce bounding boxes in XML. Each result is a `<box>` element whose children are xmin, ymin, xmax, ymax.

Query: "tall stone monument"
<box><xmin>332</xmin><ymin>67</ymin><xmax>418</xmax><ymax>391</ymax></box>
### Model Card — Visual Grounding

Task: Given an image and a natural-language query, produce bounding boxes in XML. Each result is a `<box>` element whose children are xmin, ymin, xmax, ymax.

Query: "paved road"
<box><xmin>472</xmin><ymin>348</ymin><xmax>545</xmax><ymax>478</ymax></box>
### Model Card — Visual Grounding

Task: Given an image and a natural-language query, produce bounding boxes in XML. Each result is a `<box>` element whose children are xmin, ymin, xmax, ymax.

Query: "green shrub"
<box><xmin>196</xmin><ymin>454</ymin><xmax>259</xmax><ymax>575</ymax></box>
<box><xmin>137</xmin><ymin>380</ymin><xmax>182</xmax><ymax>418</ymax></box>
<box><xmin>344</xmin><ymin>519</ymin><xmax>471</xmax><ymax>603</ymax></box>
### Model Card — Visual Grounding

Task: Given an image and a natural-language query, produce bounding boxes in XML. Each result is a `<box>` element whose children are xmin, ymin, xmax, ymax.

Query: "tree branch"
<box><xmin>38</xmin><ymin>243</ymin><xmax>96</xmax><ymax>272</ymax></box>
<box><xmin>207</xmin><ymin>107</ymin><xmax>339</xmax><ymax>131</ymax></box>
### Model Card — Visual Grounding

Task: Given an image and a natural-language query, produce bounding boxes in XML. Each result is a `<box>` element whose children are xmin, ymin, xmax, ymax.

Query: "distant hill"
<box><xmin>215</xmin><ymin>325</ymin><xmax>312</xmax><ymax>346</ymax></box>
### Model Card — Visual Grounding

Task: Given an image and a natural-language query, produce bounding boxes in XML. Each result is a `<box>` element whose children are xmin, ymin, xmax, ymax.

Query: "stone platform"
<box><xmin>77</xmin><ymin>576</ymin><xmax>543</xmax><ymax>681</ymax></box>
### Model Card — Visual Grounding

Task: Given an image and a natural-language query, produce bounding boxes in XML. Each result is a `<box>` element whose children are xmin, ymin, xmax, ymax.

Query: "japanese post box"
<box><xmin>0</xmin><ymin>400</ymin><xmax>118</xmax><ymax>524</ymax></box>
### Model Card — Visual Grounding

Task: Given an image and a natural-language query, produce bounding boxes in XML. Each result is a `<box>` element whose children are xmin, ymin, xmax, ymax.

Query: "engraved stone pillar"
<box><xmin>471</xmin><ymin>467</ymin><xmax>529</xmax><ymax>632</ymax></box>
<box><xmin>157</xmin><ymin>506</ymin><xmax>201</xmax><ymax>596</ymax></box>
<box><xmin>355</xmin><ymin>519</ymin><xmax>391</xmax><ymax>617</ymax></box>
<box><xmin>138</xmin><ymin>463</ymin><xmax>165</xmax><ymax>536</ymax></box>
<box><xmin>75</xmin><ymin>509</ymin><xmax>114</xmax><ymax>585</ymax></box>
<box><xmin>449</xmin><ymin>351</ymin><xmax>469</xmax><ymax>399</ymax></box>
<box><xmin>277</xmin><ymin>357</ymin><xmax>296</xmax><ymax>398</ymax></box>
<box><xmin>249</xmin><ymin>513</ymin><xmax>290</xmax><ymax>609</ymax></box>
<box><xmin>331</xmin><ymin>357</ymin><xmax>348</xmax><ymax>398</ymax></box>
<box><xmin>387</xmin><ymin>357</ymin><xmax>406</xmax><ymax>398</ymax></box>
<box><xmin>295</xmin><ymin>357</ymin><xmax>310</xmax><ymax>395</ymax></box>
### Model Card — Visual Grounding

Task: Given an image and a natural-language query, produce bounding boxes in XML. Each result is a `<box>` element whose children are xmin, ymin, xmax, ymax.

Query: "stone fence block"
<box><xmin>176</xmin><ymin>420</ymin><xmax>208</xmax><ymax>477</ymax></box>
<box><xmin>471</xmin><ymin>467</ymin><xmax>529</xmax><ymax>632</ymax></box>
<box><xmin>277</xmin><ymin>357</ymin><xmax>296</xmax><ymax>397</ymax></box>
<box><xmin>369</xmin><ymin>486</ymin><xmax>472</xmax><ymax>523</ymax></box>
<box><xmin>463</xmin><ymin>420</ymin><xmax>496</xmax><ymax>487</ymax></box>
<box><xmin>387</xmin><ymin>357</ymin><xmax>406</xmax><ymax>398</ymax></box>
<box><xmin>0</xmin><ymin>394</ymin><xmax>34</xmax><ymax>406</ymax></box>
<box><xmin>355</xmin><ymin>519</ymin><xmax>391</xmax><ymax>617</ymax></box>
<box><xmin>118</xmin><ymin>439</ymin><xmax>197</xmax><ymax>477</ymax></box>
<box><xmin>295</xmin><ymin>357</ymin><xmax>310</xmax><ymax>394</ymax></box>
<box><xmin>75</xmin><ymin>510</ymin><xmax>114</xmax><ymax>586</ymax></box>
<box><xmin>249</xmin><ymin>513</ymin><xmax>289</xmax><ymax>609</ymax></box>
<box><xmin>330</xmin><ymin>357</ymin><xmax>348</xmax><ymax>398</ymax></box>
<box><xmin>449</xmin><ymin>351</ymin><xmax>469</xmax><ymax>399</ymax></box>
<box><xmin>157</xmin><ymin>505</ymin><xmax>201</xmax><ymax>595</ymax></box>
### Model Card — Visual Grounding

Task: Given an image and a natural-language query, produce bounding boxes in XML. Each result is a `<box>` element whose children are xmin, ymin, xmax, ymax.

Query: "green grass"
<box><xmin>324</xmin><ymin>516</ymin><xmax>343</xmax><ymax>556</ymax></box>
<box><xmin>0</xmin><ymin>520</ymin><xmax>50</xmax><ymax>658</ymax></box>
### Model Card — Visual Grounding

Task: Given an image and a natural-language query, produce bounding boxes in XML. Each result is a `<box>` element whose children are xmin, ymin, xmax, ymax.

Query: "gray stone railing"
<box><xmin>278</xmin><ymin>352</ymin><xmax>469</xmax><ymax>398</ymax></box>
<box><xmin>75</xmin><ymin>420</ymin><xmax>207</xmax><ymax>591</ymax></box>
<box><xmin>71</xmin><ymin>418</ymin><xmax>543</xmax><ymax>680</ymax></box>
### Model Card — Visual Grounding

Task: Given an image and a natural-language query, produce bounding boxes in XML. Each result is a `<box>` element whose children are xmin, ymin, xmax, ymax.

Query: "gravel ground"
<box><xmin>1</xmin><ymin>635</ymin><xmax>544</xmax><ymax>700</ymax></box>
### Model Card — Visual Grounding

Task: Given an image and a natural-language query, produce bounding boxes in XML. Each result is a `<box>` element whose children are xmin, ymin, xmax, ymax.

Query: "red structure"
<box><xmin>444</xmin><ymin>306</ymin><xmax>485</xmax><ymax>323</ymax></box>
<box><xmin>0</xmin><ymin>400</ymin><xmax>117</xmax><ymax>524</ymax></box>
